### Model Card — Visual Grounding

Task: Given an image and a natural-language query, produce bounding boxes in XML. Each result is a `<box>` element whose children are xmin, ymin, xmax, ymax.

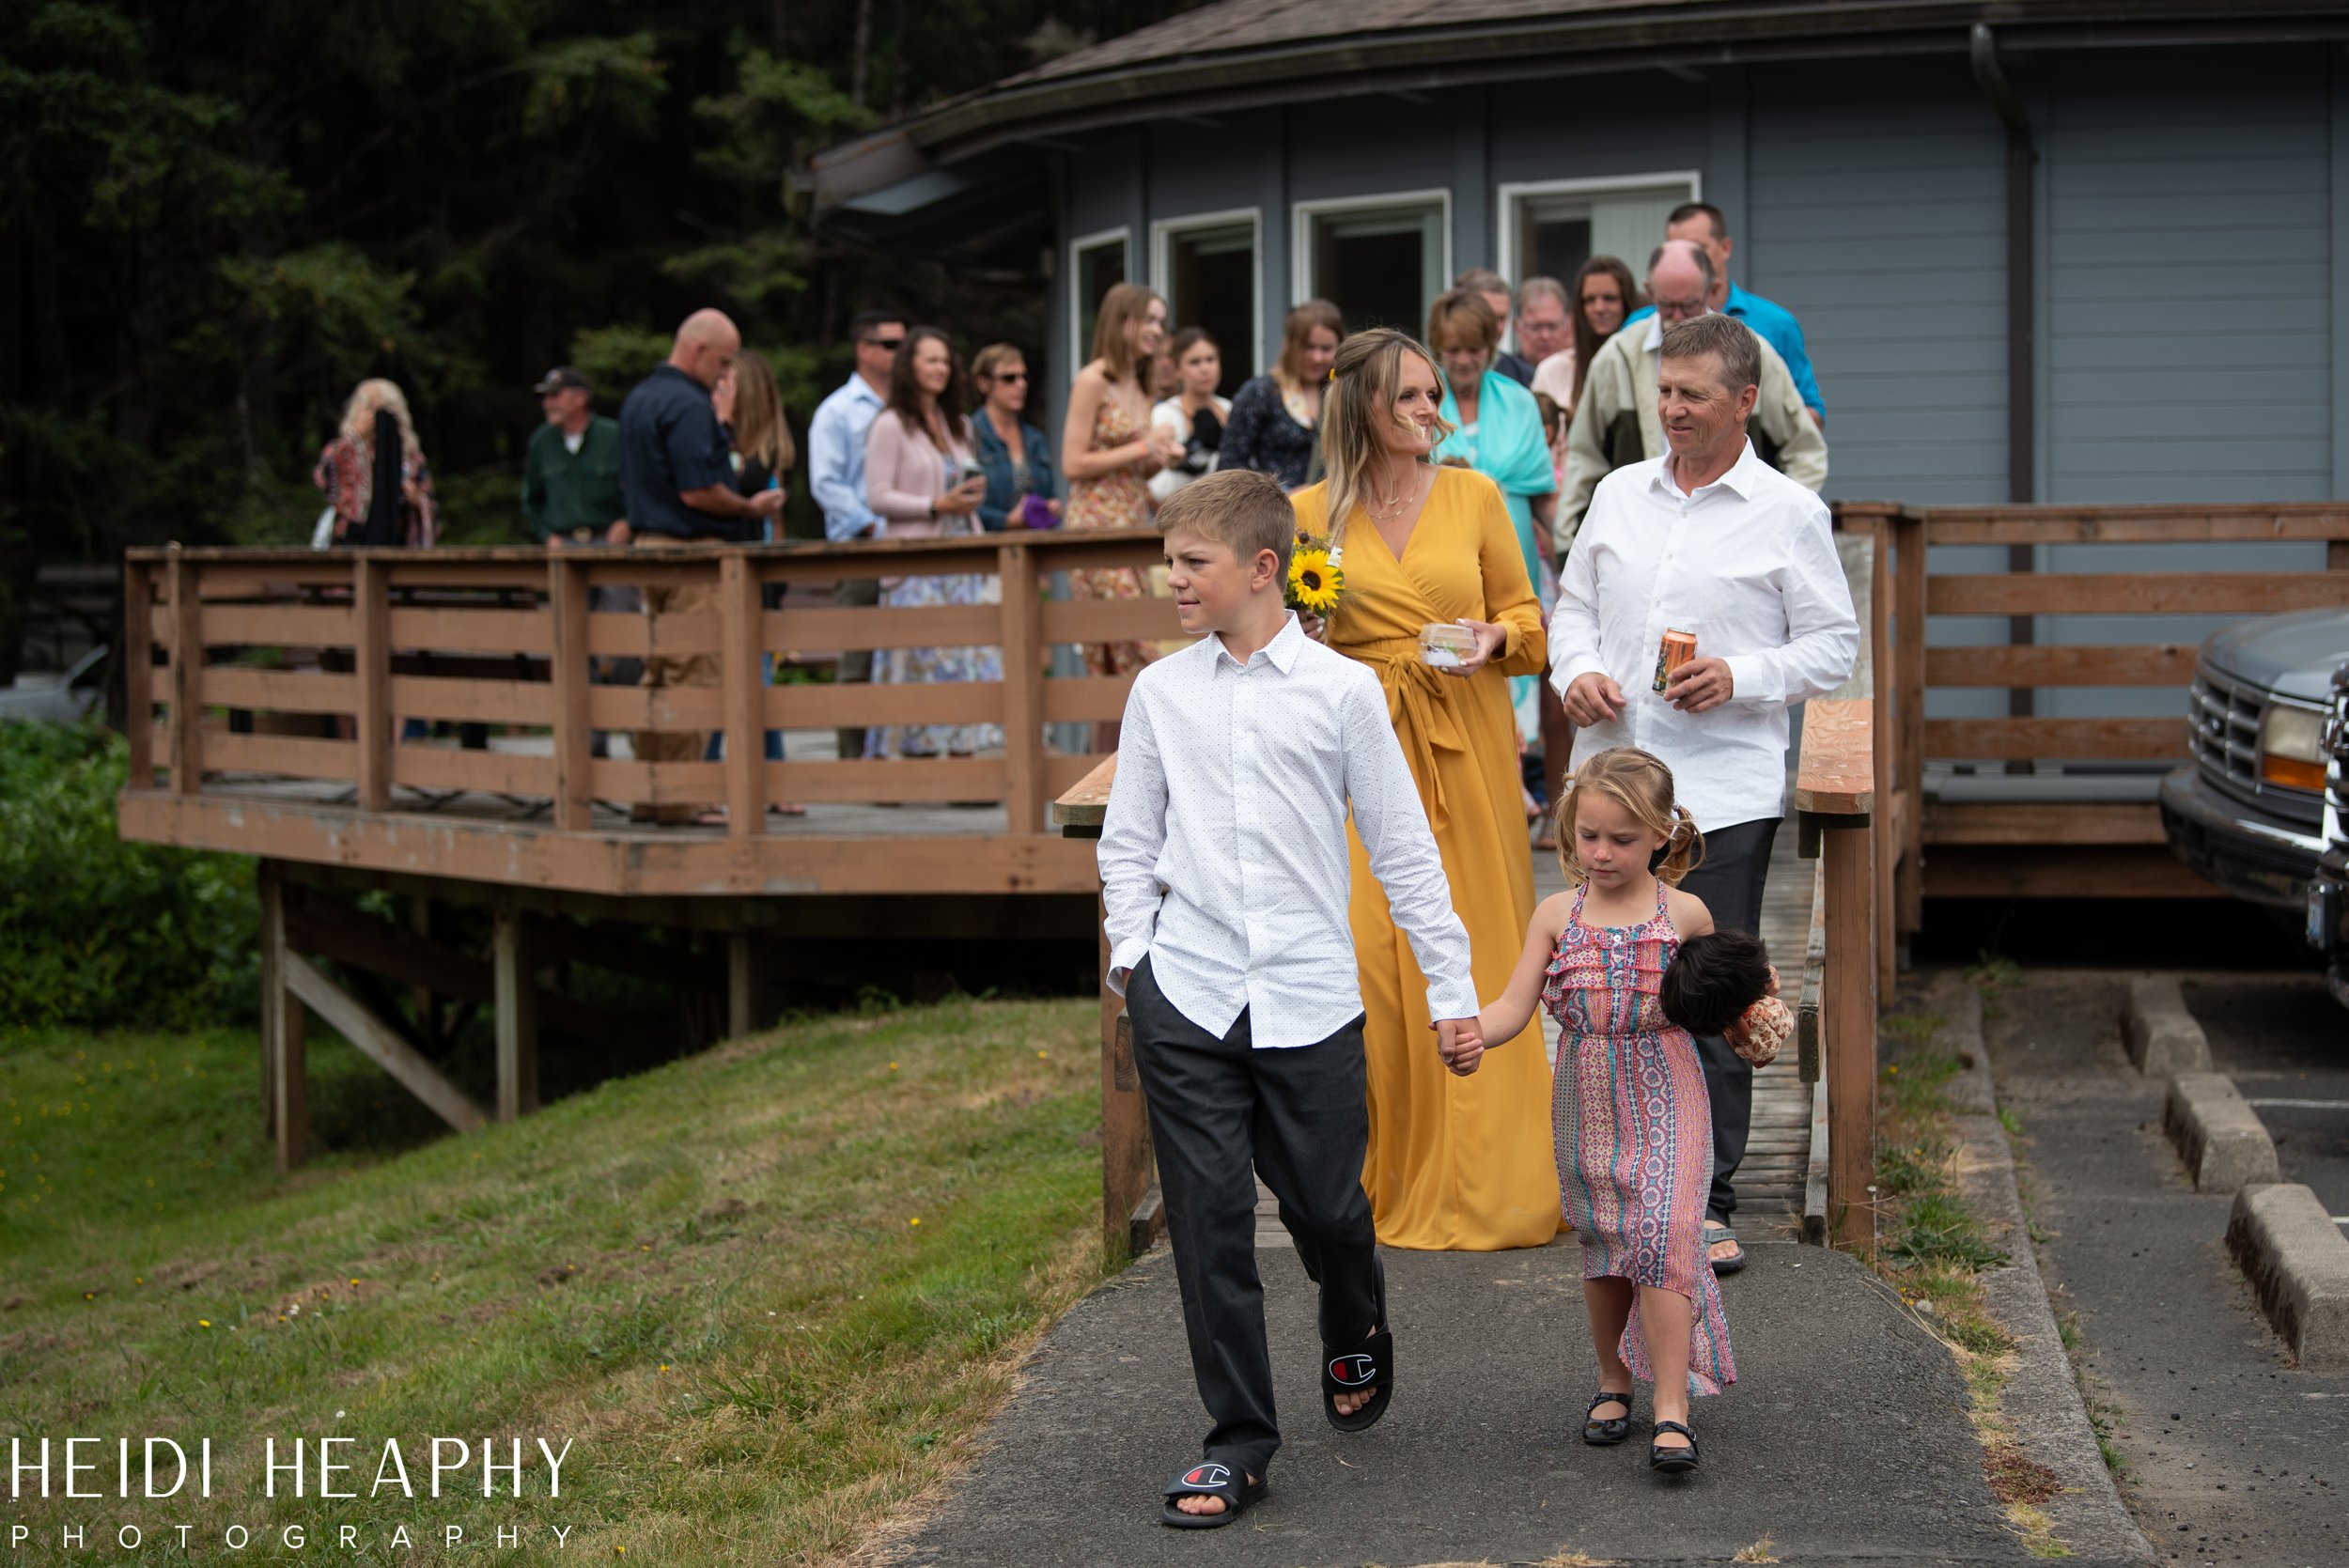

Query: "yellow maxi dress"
<box><xmin>1291</xmin><ymin>465</ymin><xmax>1558</xmax><ymax>1250</ymax></box>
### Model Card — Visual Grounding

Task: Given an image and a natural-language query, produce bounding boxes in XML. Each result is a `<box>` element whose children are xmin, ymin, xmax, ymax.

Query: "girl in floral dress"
<box><xmin>1470</xmin><ymin>746</ymin><xmax>1735</xmax><ymax>1473</ymax></box>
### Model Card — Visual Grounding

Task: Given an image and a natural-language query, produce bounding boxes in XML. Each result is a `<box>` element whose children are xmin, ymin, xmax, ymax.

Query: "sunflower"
<box><xmin>1286</xmin><ymin>545</ymin><xmax>1346</xmax><ymax>615</ymax></box>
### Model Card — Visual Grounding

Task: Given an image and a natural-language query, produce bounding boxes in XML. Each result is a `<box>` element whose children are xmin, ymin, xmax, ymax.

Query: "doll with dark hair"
<box><xmin>1660</xmin><ymin>930</ymin><xmax>1791</xmax><ymax>1067</ymax></box>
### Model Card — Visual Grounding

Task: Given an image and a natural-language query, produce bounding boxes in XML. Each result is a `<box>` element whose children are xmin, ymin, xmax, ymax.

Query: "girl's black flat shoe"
<box><xmin>1582</xmin><ymin>1389</ymin><xmax>1633</xmax><ymax>1445</ymax></box>
<box><xmin>1649</xmin><ymin>1419</ymin><xmax>1700</xmax><ymax>1474</ymax></box>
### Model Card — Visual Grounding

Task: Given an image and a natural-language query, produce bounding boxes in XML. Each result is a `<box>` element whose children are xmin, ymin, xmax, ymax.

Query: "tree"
<box><xmin>0</xmin><ymin>0</ymin><xmax>1211</xmax><ymax>682</ymax></box>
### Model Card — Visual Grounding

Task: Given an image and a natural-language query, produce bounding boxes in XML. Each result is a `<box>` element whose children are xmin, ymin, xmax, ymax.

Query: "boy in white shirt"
<box><xmin>1097</xmin><ymin>468</ymin><xmax>1485</xmax><ymax>1529</ymax></box>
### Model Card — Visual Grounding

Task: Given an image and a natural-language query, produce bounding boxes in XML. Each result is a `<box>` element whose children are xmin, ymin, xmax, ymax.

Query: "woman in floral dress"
<box><xmin>863</xmin><ymin>328</ymin><xmax>1003</xmax><ymax>758</ymax></box>
<box><xmin>1059</xmin><ymin>284</ymin><xmax>1184</xmax><ymax>747</ymax></box>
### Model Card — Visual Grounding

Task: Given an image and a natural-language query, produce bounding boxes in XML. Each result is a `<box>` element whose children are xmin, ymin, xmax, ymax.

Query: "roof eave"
<box><xmin>893</xmin><ymin>0</ymin><xmax>2349</xmax><ymax>163</ymax></box>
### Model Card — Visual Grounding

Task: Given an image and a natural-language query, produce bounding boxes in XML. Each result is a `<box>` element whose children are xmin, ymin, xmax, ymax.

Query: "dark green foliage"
<box><xmin>0</xmin><ymin>722</ymin><xmax>257</xmax><ymax>1030</ymax></box>
<box><xmin>1</xmin><ymin>0</ymin><xmax>1212</xmax><ymax>677</ymax></box>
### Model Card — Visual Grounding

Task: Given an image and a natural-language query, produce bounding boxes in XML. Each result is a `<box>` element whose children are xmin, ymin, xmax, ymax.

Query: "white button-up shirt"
<box><xmin>1548</xmin><ymin>439</ymin><xmax>1859</xmax><ymax>832</ymax></box>
<box><xmin>1099</xmin><ymin>613</ymin><xmax>1478</xmax><ymax>1049</ymax></box>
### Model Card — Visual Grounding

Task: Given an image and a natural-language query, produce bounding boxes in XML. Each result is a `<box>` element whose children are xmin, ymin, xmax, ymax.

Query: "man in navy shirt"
<box><xmin>614</xmin><ymin>309</ymin><xmax>784</xmax><ymax>821</ymax></box>
<box><xmin>1623</xmin><ymin>202</ymin><xmax>1825</xmax><ymax>426</ymax></box>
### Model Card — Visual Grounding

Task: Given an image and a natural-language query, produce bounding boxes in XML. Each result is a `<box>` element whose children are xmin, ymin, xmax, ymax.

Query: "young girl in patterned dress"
<box><xmin>1470</xmin><ymin>746</ymin><xmax>1735</xmax><ymax>1473</ymax></box>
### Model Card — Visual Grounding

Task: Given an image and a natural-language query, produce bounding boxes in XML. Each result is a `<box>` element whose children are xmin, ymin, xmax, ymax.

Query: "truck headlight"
<box><xmin>2262</xmin><ymin>703</ymin><xmax>2327</xmax><ymax>791</ymax></box>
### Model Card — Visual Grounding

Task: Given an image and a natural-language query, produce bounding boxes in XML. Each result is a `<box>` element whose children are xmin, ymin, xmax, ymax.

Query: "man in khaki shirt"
<box><xmin>1558</xmin><ymin>241</ymin><xmax>1825</xmax><ymax>546</ymax></box>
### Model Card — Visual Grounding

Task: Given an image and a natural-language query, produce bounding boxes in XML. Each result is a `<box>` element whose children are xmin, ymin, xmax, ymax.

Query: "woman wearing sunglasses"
<box><xmin>969</xmin><ymin>343</ymin><xmax>1061</xmax><ymax>532</ymax></box>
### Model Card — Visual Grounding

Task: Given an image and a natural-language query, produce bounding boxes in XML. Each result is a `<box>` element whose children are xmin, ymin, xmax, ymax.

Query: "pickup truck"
<box><xmin>2312</xmin><ymin>659</ymin><xmax>2348</xmax><ymax>1009</ymax></box>
<box><xmin>2158</xmin><ymin>609</ymin><xmax>2339</xmax><ymax>924</ymax></box>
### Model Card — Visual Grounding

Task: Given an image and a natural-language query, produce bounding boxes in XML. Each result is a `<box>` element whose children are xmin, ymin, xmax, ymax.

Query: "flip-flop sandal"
<box><xmin>1704</xmin><ymin>1224</ymin><xmax>1747</xmax><ymax>1275</ymax></box>
<box><xmin>1159</xmin><ymin>1462</ymin><xmax>1265</xmax><ymax>1529</ymax></box>
<box><xmin>1323</xmin><ymin>1327</ymin><xmax>1395</xmax><ymax>1432</ymax></box>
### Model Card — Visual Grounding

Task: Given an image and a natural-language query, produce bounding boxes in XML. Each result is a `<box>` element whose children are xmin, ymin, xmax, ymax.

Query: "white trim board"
<box><xmin>1148</xmin><ymin>206</ymin><xmax>1265</xmax><ymax>380</ymax></box>
<box><xmin>1066</xmin><ymin>225</ymin><xmax>1131</xmax><ymax>383</ymax></box>
<box><xmin>1492</xmin><ymin>169</ymin><xmax>1703</xmax><ymax>282</ymax></box>
<box><xmin>1290</xmin><ymin>188</ymin><xmax>1455</xmax><ymax>317</ymax></box>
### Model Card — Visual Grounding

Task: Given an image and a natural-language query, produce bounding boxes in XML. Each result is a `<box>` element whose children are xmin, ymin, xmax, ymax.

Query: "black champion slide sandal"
<box><xmin>1159</xmin><ymin>1461</ymin><xmax>1266</xmax><ymax>1529</ymax></box>
<box><xmin>1323</xmin><ymin>1327</ymin><xmax>1395</xmax><ymax>1432</ymax></box>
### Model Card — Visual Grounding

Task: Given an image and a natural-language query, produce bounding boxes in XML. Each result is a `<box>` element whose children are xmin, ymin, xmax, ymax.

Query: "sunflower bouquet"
<box><xmin>1286</xmin><ymin>532</ymin><xmax>1346</xmax><ymax>620</ymax></box>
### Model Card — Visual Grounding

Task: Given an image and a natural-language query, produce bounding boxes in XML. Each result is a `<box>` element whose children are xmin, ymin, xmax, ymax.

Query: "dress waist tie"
<box><xmin>1341</xmin><ymin>634</ymin><xmax>1472</xmax><ymax>834</ymax></box>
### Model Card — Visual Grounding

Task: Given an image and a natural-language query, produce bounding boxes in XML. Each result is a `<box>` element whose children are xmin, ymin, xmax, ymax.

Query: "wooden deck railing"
<box><xmin>122</xmin><ymin>532</ymin><xmax>1178</xmax><ymax>834</ymax></box>
<box><xmin>1840</xmin><ymin>501</ymin><xmax>2349</xmax><ymax>926</ymax></box>
<box><xmin>1794</xmin><ymin>527</ymin><xmax>1889</xmax><ymax>1252</ymax></box>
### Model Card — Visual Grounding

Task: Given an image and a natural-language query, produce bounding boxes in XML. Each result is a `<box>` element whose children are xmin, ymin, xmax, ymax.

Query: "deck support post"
<box><xmin>493</xmin><ymin>895</ymin><xmax>537</xmax><ymax>1122</ymax></box>
<box><xmin>1823</xmin><ymin>822</ymin><xmax>1877</xmax><ymax>1255</ymax></box>
<box><xmin>259</xmin><ymin>859</ymin><xmax>281</xmax><ymax>1143</ymax></box>
<box><xmin>260</xmin><ymin>861</ymin><xmax>309</xmax><ymax>1172</ymax></box>
<box><xmin>727</xmin><ymin>931</ymin><xmax>757</xmax><ymax>1040</ymax></box>
<box><xmin>1097</xmin><ymin>898</ymin><xmax>1155</xmax><ymax>1264</ymax></box>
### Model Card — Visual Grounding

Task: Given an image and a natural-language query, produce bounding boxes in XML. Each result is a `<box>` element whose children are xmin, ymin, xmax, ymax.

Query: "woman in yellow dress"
<box><xmin>1292</xmin><ymin>328</ymin><xmax>1557</xmax><ymax>1250</ymax></box>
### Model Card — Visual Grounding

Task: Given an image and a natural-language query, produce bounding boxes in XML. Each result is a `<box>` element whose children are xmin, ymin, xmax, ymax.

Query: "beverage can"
<box><xmin>1652</xmin><ymin>629</ymin><xmax>1698</xmax><ymax>692</ymax></box>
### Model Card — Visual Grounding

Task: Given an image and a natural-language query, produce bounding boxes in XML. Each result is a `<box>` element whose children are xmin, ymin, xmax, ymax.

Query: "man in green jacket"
<box><xmin>521</xmin><ymin>366</ymin><xmax>627</xmax><ymax>543</ymax></box>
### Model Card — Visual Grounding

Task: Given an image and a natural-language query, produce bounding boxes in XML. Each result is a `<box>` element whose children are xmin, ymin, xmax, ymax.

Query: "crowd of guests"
<box><xmin>307</xmin><ymin>198</ymin><xmax>1828</xmax><ymax>824</ymax></box>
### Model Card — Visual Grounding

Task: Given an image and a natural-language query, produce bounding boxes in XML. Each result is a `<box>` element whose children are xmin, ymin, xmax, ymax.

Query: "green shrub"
<box><xmin>0</xmin><ymin>720</ymin><xmax>257</xmax><ymax>1031</ymax></box>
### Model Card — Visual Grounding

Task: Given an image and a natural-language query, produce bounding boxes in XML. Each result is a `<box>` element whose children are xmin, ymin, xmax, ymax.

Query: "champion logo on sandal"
<box><xmin>1328</xmin><ymin>1352</ymin><xmax>1377</xmax><ymax>1386</ymax></box>
<box><xmin>1182</xmin><ymin>1463</ymin><xmax>1231</xmax><ymax>1488</ymax></box>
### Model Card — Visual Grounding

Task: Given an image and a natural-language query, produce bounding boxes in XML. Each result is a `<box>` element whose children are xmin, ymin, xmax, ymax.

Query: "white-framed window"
<box><xmin>1149</xmin><ymin>208</ymin><xmax>1261</xmax><ymax>399</ymax></box>
<box><xmin>1291</xmin><ymin>190</ymin><xmax>1452</xmax><ymax>337</ymax></box>
<box><xmin>1067</xmin><ymin>225</ymin><xmax>1130</xmax><ymax>375</ymax></box>
<box><xmin>1495</xmin><ymin>172</ymin><xmax>1703</xmax><ymax>298</ymax></box>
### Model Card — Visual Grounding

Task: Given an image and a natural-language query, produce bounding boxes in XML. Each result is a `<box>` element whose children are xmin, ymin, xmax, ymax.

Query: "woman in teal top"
<box><xmin>1427</xmin><ymin>287</ymin><xmax>1559</xmax><ymax>748</ymax></box>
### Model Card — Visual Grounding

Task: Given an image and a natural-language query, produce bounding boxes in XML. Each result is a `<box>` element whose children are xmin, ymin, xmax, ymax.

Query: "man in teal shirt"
<box><xmin>521</xmin><ymin>366</ymin><xmax>627</xmax><ymax>542</ymax></box>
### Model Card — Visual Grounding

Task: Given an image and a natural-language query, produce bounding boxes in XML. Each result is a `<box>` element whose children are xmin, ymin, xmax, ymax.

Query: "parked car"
<box><xmin>2158</xmin><ymin>609</ymin><xmax>2340</xmax><ymax>917</ymax></box>
<box><xmin>0</xmin><ymin>643</ymin><xmax>107</xmax><ymax>724</ymax></box>
<box><xmin>2311</xmin><ymin>659</ymin><xmax>2348</xmax><ymax>1009</ymax></box>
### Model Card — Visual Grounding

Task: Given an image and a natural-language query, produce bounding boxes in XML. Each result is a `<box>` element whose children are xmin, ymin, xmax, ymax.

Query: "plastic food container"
<box><xmin>1419</xmin><ymin>622</ymin><xmax>1477</xmax><ymax>669</ymax></box>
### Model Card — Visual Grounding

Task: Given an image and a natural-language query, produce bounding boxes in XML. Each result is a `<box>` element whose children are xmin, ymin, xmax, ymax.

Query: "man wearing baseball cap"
<box><xmin>521</xmin><ymin>365</ymin><xmax>627</xmax><ymax>545</ymax></box>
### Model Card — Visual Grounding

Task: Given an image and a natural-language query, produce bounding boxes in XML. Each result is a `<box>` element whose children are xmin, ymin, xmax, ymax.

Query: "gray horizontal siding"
<box><xmin>1746</xmin><ymin>62</ymin><xmax>2010</xmax><ymax>507</ymax></box>
<box><xmin>2044</xmin><ymin>60</ymin><xmax>2332</xmax><ymax>505</ymax></box>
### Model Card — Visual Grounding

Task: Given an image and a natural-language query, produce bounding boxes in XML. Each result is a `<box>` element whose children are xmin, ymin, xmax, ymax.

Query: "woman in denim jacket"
<box><xmin>969</xmin><ymin>343</ymin><xmax>1062</xmax><ymax>530</ymax></box>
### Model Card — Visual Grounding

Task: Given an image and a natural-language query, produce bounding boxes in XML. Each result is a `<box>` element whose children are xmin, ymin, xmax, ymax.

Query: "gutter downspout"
<box><xmin>1972</xmin><ymin>22</ymin><xmax>2038</xmax><ymax>752</ymax></box>
<box><xmin>1971</xmin><ymin>21</ymin><xmax>2034</xmax><ymax>506</ymax></box>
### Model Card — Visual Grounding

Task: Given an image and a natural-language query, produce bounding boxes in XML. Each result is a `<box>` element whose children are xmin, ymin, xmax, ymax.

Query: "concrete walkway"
<box><xmin>888</xmin><ymin>1238</ymin><xmax>2141</xmax><ymax>1567</ymax></box>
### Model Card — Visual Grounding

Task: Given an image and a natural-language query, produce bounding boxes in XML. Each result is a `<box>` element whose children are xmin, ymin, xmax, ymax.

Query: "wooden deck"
<box><xmin>118</xmin><ymin>532</ymin><xmax>1178</xmax><ymax>896</ymax></box>
<box><xmin>117</xmin><ymin>533</ymin><xmax>1177</xmax><ymax>1170</ymax></box>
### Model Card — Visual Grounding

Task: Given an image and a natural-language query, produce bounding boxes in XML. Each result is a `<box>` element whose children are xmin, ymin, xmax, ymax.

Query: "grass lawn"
<box><xmin>0</xmin><ymin>996</ymin><xmax>1108</xmax><ymax>1563</ymax></box>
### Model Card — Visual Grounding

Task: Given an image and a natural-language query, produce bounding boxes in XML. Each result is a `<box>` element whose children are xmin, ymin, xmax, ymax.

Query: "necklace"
<box><xmin>1364</xmin><ymin>464</ymin><xmax>1426</xmax><ymax>520</ymax></box>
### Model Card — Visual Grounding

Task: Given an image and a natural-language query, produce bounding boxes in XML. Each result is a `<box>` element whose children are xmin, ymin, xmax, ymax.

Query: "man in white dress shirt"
<box><xmin>1548</xmin><ymin>313</ymin><xmax>1858</xmax><ymax>1273</ymax></box>
<box><xmin>1098</xmin><ymin>469</ymin><xmax>1482</xmax><ymax>1527</ymax></box>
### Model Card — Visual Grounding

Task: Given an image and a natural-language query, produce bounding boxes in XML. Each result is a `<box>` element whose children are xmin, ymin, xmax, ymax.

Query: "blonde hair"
<box><xmin>1274</xmin><ymin>299</ymin><xmax>1344</xmax><ymax>392</ymax></box>
<box><xmin>1553</xmin><ymin>747</ymin><xmax>1704</xmax><ymax>887</ymax></box>
<box><xmin>1156</xmin><ymin>468</ymin><xmax>1295</xmax><ymax>580</ymax></box>
<box><xmin>1090</xmin><ymin>283</ymin><xmax>1163</xmax><ymax>384</ymax></box>
<box><xmin>1319</xmin><ymin>328</ymin><xmax>1455</xmax><ymax>557</ymax></box>
<box><xmin>337</xmin><ymin>378</ymin><xmax>421</xmax><ymax>459</ymax></box>
<box><xmin>971</xmin><ymin>341</ymin><xmax>1026</xmax><ymax>388</ymax></box>
<box><xmin>728</xmin><ymin>349</ymin><xmax>795</xmax><ymax>474</ymax></box>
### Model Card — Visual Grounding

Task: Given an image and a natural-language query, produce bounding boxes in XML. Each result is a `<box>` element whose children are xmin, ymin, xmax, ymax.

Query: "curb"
<box><xmin>2225</xmin><ymin>1182</ymin><xmax>2349</xmax><ymax>1371</ymax></box>
<box><xmin>1938</xmin><ymin>972</ymin><xmax>2157</xmax><ymax>1565</ymax></box>
<box><xmin>2162</xmin><ymin>1072</ymin><xmax>2281</xmax><ymax>1191</ymax></box>
<box><xmin>2121</xmin><ymin>973</ymin><xmax>2210</xmax><ymax>1075</ymax></box>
